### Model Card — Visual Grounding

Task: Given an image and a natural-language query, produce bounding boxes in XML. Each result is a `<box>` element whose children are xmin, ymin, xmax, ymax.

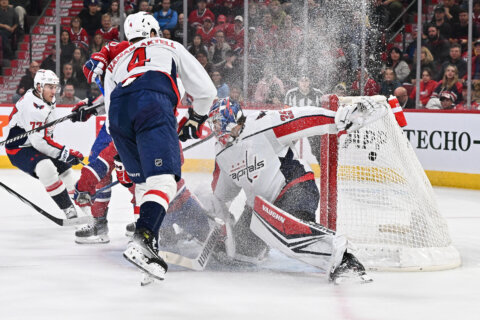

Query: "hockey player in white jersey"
<box><xmin>208</xmin><ymin>96</ymin><xmax>386</xmax><ymax>283</ymax></box>
<box><xmin>100</xmin><ymin>12</ymin><xmax>216</xmax><ymax>280</ymax></box>
<box><xmin>4</xmin><ymin>69</ymin><xmax>84</xmax><ymax>220</ymax></box>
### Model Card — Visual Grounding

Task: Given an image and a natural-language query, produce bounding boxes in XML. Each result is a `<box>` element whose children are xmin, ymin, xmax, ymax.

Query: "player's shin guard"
<box><xmin>251</xmin><ymin>196</ymin><xmax>346</xmax><ymax>273</ymax></box>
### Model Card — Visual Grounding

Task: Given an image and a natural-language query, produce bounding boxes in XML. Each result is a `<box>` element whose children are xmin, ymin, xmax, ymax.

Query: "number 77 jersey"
<box><xmin>103</xmin><ymin>37</ymin><xmax>216</xmax><ymax>118</ymax></box>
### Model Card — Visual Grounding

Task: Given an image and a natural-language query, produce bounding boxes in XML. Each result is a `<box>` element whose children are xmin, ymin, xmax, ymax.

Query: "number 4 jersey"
<box><xmin>104</xmin><ymin>37</ymin><xmax>216</xmax><ymax>119</ymax></box>
<box><xmin>212</xmin><ymin>107</ymin><xmax>339</xmax><ymax>208</ymax></box>
<box><xmin>6</xmin><ymin>89</ymin><xmax>64</xmax><ymax>158</ymax></box>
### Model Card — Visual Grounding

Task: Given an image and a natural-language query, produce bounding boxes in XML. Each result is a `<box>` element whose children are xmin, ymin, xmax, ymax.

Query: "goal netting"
<box><xmin>319</xmin><ymin>95</ymin><xmax>461</xmax><ymax>271</ymax></box>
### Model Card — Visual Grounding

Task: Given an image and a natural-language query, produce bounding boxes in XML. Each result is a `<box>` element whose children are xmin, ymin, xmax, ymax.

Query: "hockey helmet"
<box><xmin>208</xmin><ymin>97</ymin><xmax>245</xmax><ymax>146</ymax></box>
<box><xmin>124</xmin><ymin>12</ymin><xmax>160</xmax><ymax>41</ymax></box>
<box><xmin>34</xmin><ymin>69</ymin><xmax>59</xmax><ymax>95</ymax></box>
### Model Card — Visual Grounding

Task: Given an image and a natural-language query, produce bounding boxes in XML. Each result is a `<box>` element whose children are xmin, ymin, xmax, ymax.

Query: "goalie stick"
<box><xmin>0</xmin><ymin>181</ymin><xmax>93</xmax><ymax>226</ymax></box>
<box><xmin>0</xmin><ymin>103</ymin><xmax>104</xmax><ymax>147</ymax></box>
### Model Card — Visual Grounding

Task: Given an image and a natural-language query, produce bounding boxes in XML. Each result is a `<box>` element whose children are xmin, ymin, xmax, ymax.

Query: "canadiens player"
<box><xmin>77</xmin><ymin>12</ymin><xmax>216</xmax><ymax>280</ymax></box>
<box><xmin>4</xmin><ymin>70</ymin><xmax>84</xmax><ymax>221</ymax></box>
<box><xmin>207</xmin><ymin>97</ymin><xmax>385</xmax><ymax>282</ymax></box>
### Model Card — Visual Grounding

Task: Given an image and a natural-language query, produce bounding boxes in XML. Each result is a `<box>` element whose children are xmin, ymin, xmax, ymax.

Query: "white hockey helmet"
<box><xmin>124</xmin><ymin>12</ymin><xmax>160</xmax><ymax>41</ymax></box>
<box><xmin>34</xmin><ymin>69</ymin><xmax>59</xmax><ymax>93</ymax></box>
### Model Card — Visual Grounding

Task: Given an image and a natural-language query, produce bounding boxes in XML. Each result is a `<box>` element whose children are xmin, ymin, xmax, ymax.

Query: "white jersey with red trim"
<box><xmin>104</xmin><ymin>37</ymin><xmax>216</xmax><ymax>118</ymax></box>
<box><xmin>212</xmin><ymin>107</ymin><xmax>338</xmax><ymax>207</ymax></box>
<box><xmin>7</xmin><ymin>89</ymin><xmax>64</xmax><ymax>158</ymax></box>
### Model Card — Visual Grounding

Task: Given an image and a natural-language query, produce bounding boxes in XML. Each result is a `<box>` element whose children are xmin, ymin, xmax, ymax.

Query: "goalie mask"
<box><xmin>208</xmin><ymin>98</ymin><xmax>245</xmax><ymax>146</ymax></box>
<box><xmin>124</xmin><ymin>12</ymin><xmax>160</xmax><ymax>41</ymax></box>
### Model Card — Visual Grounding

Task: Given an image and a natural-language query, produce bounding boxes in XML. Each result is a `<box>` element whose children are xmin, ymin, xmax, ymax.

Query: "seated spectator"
<box><xmin>95</xmin><ymin>13</ymin><xmax>119</xmax><ymax>44</ymax></box>
<box><xmin>454</xmin><ymin>82</ymin><xmax>480</xmax><ymax>110</ymax></box>
<box><xmin>162</xmin><ymin>29</ymin><xmax>171</xmax><ymax>39</ymax></box>
<box><xmin>208</xmin><ymin>30</ymin><xmax>231</xmax><ymax>67</ymax></box>
<box><xmin>213</xmin><ymin>0</ymin><xmax>242</xmax><ymax>19</ymax></box>
<box><xmin>380</xmin><ymin>68</ymin><xmax>401</xmax><ymax>98</ymax></box>
<box><xmin>430</xmin><ymin>64</ymin><xmax>463</xmax><ymax>104</ymax></box>
<box><xmin>12</xmin><ymin>61</ymin><xmax>39</xmax><ymax>103</ymax></box>
<box><xmin>255</xmin><ymin>12</ymin><xmax>278</xmax><ymax>55</ymax></box>
<box><xmin>154</xmin><ymin>0</ymin><xmax>178</xmax><ymax>31</ymax></box>
<box><xmin>224</xmin><ymin>15</ymin><xmax>244</xmax><ymax>53</ymax></box>
<box><xmin>71</xmin><ymin>47</ymin><xmax>87</xmax><ymax>81</ymax></box>
<box><xmin>40</xmin><ymin>45</ymin><xmax>57</xmax><ymax>72</ymax></box>
<box><xmin>270</xmin><ymin>0</ymin><xmax>286</xmax><ymax>27</ymax></box>
<box><xmin>195</xmin><ymin>51</ymin><xmax>212</xmax><ymax>74</ymax></box>
<box><xmin>451</xmin><ymin>8</ymin><xmax>478</xmax><ymax>51</ymax></box>
<box><xmin>474</xmin><ymin>1</ymin><xmax>480</xmax><ymax>33</ymax></box>
<box><xmin>219</xmin><ymin>50</ymin><xmax>243</xmax><ymax>86</ymax></box>
<box><xmin>407</xmin><ymin>46</ymin><xmax>436</xmax><ymax>84</ymax></box>
<box><xmin>426</xmin><ymin>90</ymin><xmax>456</xmax><ymax>109</ymax></box>
<box><xmin>425</xmin><ymin>24</ymin><xmax>450</xmax><ymax>63</ymax></box>
<box><xmin>382</xmin><ymin>47</ymin><xmax>410</xmax><ymax>83</ymax></box>
<box><xmin>333</xmin><ymin>82</ymin><xmax>348</xmax><ymax>97</ymax></box>
<box><xmin>9</xmin><ymin>0</ymin><xmax>26</xmax><ymax>34</ymax></box>
<box><xmin>394</xmin><ymin>86</ymin><xmax>416</xmax><ymax>109</ymax></box>
<box><xmin>428</xmin><ymin>5</ymin><xmax>452</xmax><ymax>39</ymax></box>
<box><xmin>136</xmin><ymin>0</ymin><xmax>151</xmax><ymax>13</ymax></box>
<box><xmin>214</xmin><ymin>14</ymin><xmax>228</xmax><ymax>34</ymax></box>
<box><xmin>409</xmin><ymin>68</ymin><xmax>438</xmax><ymax>108</ymax></box>
<box><xmin>466</xmin><ymin>40</ymin><xmax>480</xmax><ymax>83</ymax></box>
<box><xmin>60</xmin><ymin>29</ymin><xmax>76</xmax><ymax>67</ymax></box>
<box><xmin>254</xmin><ymin>65</ymin><xmax>285</xmax><ymax>103</ymax></box>
<box><xmin>0</xmin><ymin>0</ymin><xmax>19</xmax><ymax>60</ymax></box>
<box><xmin>90</xmin><ymin>33</ymin><xmax>105</xmax><ymax>54</ymax></box>
<box><xmin>78</xmin><ymin>0</ymin><xmax>102</xmax><ymax>38</ymax></box>
<box><xmin>57</xmin><ymin>84</ymin><xmax>81</xmax><ymax>105</ymax></box>
<box><xmin>211</xmin><ymin>70</ymin><xmax>229</xmax><ymax>98</ymax></box>
<box><xmin>196</xmin><ymin>16</ymin><xmax>216</xmax><ymax>46</ymax></box>
<box><xmin>229</xmin><ymin>84</ymin><xmax>244</xmax><ymax>105</ymax></box>
<box><xmin>69</xmin><ymin>16</ymin><xmax>89</xmax><ymax>53</ymax></box>
<box><xmin>405</xmin><ymin>27</ymin><xmax>427</xmax><ymax>62</ymax></box>
<box><xmin>442</xmin><ymin>0</ymin><xmax>461</xmax><ymax>24</ymax></box>
<box><xmin>351</xmin><ymin>69</ymin><xmax>380</xmax><ymax>96</ymax></box>
<box><xmin>60</xmin><ymin>63</ymin><xmax>80</xmax><ymax>95</ymax></box>
<box><xmin>188</xmin><ymin>0</ymin><xmax>215</xmax><ymax>31</ymax></box>
<box><xmin>436</xmin><ymin>44</ymin><xmax>467</xmax><ymax>81</ymax></box>
<box><xmin>247</xmin><ymin>1</ymin><xmax>262</xmax><ymax>28</ymax></box>
<box><xmin>187</xmin><ymin>35</ymin><xmax>208</xmax><ymax>57</ymax></box>
<box><xmin>108</xmin><ymin>0</ymin><xmax>125</xmax><ymax>29</ymax></box>
<box><xmin>171</xmin><ymin>12</ymin><xmax>184</xmax><ymax>42</ymax></box>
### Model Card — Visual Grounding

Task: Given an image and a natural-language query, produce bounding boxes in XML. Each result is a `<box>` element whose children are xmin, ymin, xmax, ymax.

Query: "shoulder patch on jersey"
<box><xmin>256</xmin><ymin>111</ymin><xmax>266</xmax><ymax>120</ymax></box>
<box><xmin>33</xmin><ymin>102</ymin><xmax>44</xmax><ymax>110</ymax></box>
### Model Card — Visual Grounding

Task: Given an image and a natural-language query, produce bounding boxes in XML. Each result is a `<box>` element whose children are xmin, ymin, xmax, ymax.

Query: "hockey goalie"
<box><xmin>207</xmin><ymin>96</ymin><xmax>387</xmax><ymax>283</ymax></box>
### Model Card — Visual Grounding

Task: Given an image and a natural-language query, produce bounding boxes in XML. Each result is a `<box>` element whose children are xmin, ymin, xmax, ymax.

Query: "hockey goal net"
<box><xmin>319</xmin><ymin>95</ymin><xmax>461</xmax><ymax>271</ymax></box>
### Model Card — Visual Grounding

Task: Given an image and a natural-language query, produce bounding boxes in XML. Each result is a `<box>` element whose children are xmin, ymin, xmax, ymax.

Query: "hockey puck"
<box><xmin>368</xmin><ymin>151</ymin><xmax>377</xmax><ymax>161</ymax></box>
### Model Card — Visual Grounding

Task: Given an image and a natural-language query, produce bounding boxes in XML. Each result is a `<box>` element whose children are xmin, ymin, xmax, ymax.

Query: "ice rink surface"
<box><xmin>0</xmin><ymin>169</ymin><xmax>479</xmax><ymax>320</ymax></box>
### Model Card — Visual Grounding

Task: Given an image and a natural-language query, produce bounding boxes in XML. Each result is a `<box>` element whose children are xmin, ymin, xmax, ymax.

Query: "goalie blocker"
<box><xmin>251</xmin><ymin>196</ymin><xmax>372</xmax><ymax>283</ymax></box>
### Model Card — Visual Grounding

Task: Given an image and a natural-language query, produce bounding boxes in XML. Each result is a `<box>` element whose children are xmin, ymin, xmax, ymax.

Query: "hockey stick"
<box><xmin>182</xmin><ymin>133</ymin><xmax>214</xmax><ymax>152</ymax></box>
<box><xmin>0</xmin><ymin>103</ymin><xmax>104</xmax><ymax>147</ymax></box>
<box><xmin>91</xmin><ymin>180</ymin><xmax>120</xmax><ymax>201</ymax></box>
<box><xmin>0</xmin><ymin>181</ymin><xmax>93</xmax><ymax>226</ymax></box>
<box><xmin>95</xmin><ymin>77</ymin><xmax>105</xmax><ymax>95</ymax></box>
<box><xmin>158</xmin><ymin>220</ymin><xmax>225</xmax><ymax>271</ymax></box>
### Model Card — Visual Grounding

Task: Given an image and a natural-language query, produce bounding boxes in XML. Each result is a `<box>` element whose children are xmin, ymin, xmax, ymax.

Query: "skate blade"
<box><xmin>333</xmin><ymin>272</ymin><xmax>373</xmax><ymax>285</ymax></box>
<box><xmin>62</xmin><ymin>215</ymin><xmax>94</xmax><ymax>226</ymax></box>
<box><xmin>140</xmin><ymin>272</ymin><xmax>155</xmax><ymax>286</ymax></box>
<box><xmin>123</xmin><ymin>249</ymin><xmax>167</xmax><ymax>281</ymax></box>
<box><xmin>75</xmin><ymin>235</ymin><xmax>110</xmax><ymax>244</ymax></box>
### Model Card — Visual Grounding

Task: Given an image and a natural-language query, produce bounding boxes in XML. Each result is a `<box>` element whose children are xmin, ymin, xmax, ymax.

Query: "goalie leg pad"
<box><xmin>251</xmin><ymin>196</ymin><xmax>344</xmax><ymax>272</ymax></box>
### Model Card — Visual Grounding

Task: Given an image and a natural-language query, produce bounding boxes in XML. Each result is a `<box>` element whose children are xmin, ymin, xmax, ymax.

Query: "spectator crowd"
<box><xmin>7</xmin><ymin>0</ymin><xmax>480</xmax><ymax>110</ymax></box>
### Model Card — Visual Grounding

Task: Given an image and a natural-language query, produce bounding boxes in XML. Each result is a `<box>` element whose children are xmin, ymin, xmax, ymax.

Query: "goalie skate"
<box><xmin>123</xmin><ymin>228</ymin><xmax>168</xmax><ymax>281</ymax></box>
<box><xmin>329</xmin><ymin>252</ymin><xmax>373</xmax><ymax>285</ymax></box>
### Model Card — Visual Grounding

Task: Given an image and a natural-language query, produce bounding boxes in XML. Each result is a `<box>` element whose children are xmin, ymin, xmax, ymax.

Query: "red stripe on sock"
<box><xmin>144</xmin><ymin>190</ymin><xmax>170</xmax><ymax>205</ymax></box>
<box><xmin>46</xmin><ymin>180</ymin><xmax>64</xmax><ymax>193</ymax></box>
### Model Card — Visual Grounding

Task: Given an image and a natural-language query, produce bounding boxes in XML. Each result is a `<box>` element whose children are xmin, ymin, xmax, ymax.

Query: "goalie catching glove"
<box><xmin>178</xmin><ymin>108</ymin><xmax>208</xmax><ymax>142</ymax></box>
<box><xmin>335</xmin><ymin>97</ymin><xmax>388</xmax><ymax>132</ymax></box>
<box><xmin>71</xmin><ymin>98</ymin><xmax>98</xmax><ymax>122</ymax></box>
<box><xmin>113</xmin><ymin>154</ymin><xmax>133</xmax><ymax>188</ymax></box>
<box><xmin>83</xmin><ymin>52</ymin><xmax>107</xmax><ymax>84</ymax></box>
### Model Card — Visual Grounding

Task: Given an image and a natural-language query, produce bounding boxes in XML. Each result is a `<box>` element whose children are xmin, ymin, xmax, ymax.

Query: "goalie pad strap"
<box><xmin>276</xmin><ymin>172</ymin><xmax>315</xmax><ymax>201</ymax></box>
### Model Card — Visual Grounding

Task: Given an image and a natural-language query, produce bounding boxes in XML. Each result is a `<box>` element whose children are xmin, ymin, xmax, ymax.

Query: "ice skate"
<box><xmin>63</xmin><ymin>205</ymin><xmax>78</xmax><ymax>219</ymax></box>
<box><xmin>329</xmin><ymin>252</ymin><xmax>373</xmax><ymax>285</ymax></box>
<box><xmin>125</xmin><ymin>222</ymin><xmax>135</xmax><ymax>237</ymax></box>
<box><xmin>123</xmin><ymin>228</ymin><xmax>168</xmax><ymax>281</ymax></box>
<box><xmin>75</xmin><ymin>216</ymin><xmax>109</xmax><ymax>244</ymax></box>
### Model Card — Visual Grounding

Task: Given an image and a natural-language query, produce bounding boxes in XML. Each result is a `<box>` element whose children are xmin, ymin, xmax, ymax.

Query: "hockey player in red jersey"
<box><xmin>207</xmin><ymin>97</ymin><xmax>384</xmax><ymax>283</ymax></box>
<box><xmin>4</xmin><ymin>70</ymin><xmax>84</xmax><ymax>222</ymax></box>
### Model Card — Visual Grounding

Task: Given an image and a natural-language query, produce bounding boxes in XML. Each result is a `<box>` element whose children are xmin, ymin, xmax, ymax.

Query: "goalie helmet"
<box><xmin>34</xmin><ymin>69</ymin><xmax>59</xmax><ymax>96</ymax></box>
<box><xmin>124</xmin><ymin>12</ymin><xmax>160</xmax><ymax>41</ymax></box>
<box><xmin>208</xmin><ymin>97</ymin><xmax>245</xmax><ymax>146</ymax></box>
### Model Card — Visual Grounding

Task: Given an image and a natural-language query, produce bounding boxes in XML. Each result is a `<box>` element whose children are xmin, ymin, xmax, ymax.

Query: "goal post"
<box><xmin>319</xmin><ymin>95</ymin><xmax>461</xmax><ymax>271</ymax></box>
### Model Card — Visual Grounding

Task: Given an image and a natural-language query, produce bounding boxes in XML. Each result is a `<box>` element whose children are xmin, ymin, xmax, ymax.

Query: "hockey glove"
<box><xmin>113</xmin><ymin>154</ymin><xmax>133</xmax><ymax>188</ymax></box>
<box><xmin>83</xmin><ymin>52</ymin><xmax>108</xmax><ymax>84</ymax></box>
<box><xmin>73</xmin><ymin>182</ymin><xmax>93</xmax><ymax>207</ymax></box>
<box><xmin>58</xmin><ymin>147</ymin><xmax>84</xmax><ymax>165</ymax></box>
<box><xmin>178</xmin><ymin>108</ymin><xmax>208</xmax><ymax>142</ymax></box>
<box><xmin>71</xmin><ymin>98</ymin><xmax>98</xmax><ymax>122</ymax></box>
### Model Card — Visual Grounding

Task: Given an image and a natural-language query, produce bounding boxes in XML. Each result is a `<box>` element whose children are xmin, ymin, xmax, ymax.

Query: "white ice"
<box><xmin>0</xmin><ymin>169</ymin><xmax>479</xmax><ymax>320</ymax></box>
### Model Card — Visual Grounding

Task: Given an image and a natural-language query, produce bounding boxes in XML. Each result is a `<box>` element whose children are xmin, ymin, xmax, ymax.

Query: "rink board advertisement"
<box><xmin>1</xmin><ymin>105</ymin><xmax>479</xmax><ymax>189</ymax></box>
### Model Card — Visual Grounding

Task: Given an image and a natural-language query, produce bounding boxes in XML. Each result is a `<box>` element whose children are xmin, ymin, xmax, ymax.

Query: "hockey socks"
<box><xmin>47</xmin><ymin>180</ymin><xmax>74</xmax><ymax>210</ymax></box>
<box><xmin>136</xmin><ymin>201</ymin><xmax>167</xmax><ymax>235</ymax></box>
